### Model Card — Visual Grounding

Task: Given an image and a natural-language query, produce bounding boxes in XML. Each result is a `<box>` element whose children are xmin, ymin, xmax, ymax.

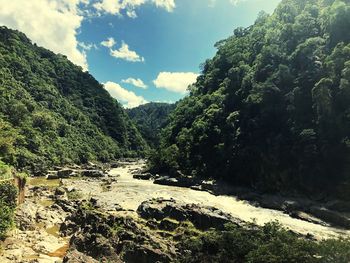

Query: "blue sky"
<box><xmin>0</xmin><ymin>0</ymin><xmax>281</xmax><ymax>107</ymax></box>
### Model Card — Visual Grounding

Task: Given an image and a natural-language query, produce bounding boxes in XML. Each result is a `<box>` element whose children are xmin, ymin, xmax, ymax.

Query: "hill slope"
<box><xmin>153</xmin><ymin>0</ymin><xmax>350</xmax><ymax>196</ymax></box>
<box><xmin>0</xmin><ymin>26</ymin><xmax>148</xmax><ymax>174</ymax></box>
<box><xmin>127</xmin><ymin>102</ymin><xmax>175</xmax><ymax>147</ymax></box>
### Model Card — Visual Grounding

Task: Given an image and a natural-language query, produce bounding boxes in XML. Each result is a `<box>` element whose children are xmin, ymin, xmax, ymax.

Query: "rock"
<box><xmin>81</xmin><ymin>170</ymin><xmax>106</xmax><ymax>178</ymax></box>
<box><xmin>201</xmin><ymin>180</ymin><xmax>216</xmax><ymax>191</ymax></box>
<box><xmin>57</xmin><ymin>169</ymin><xmax>75</xmax><ymax>178</ymax></box>
<box><xmin>154</xmin><ymin>176</ymin><xmax>178</xmax><ymax>186</ymax></box>
<box><xmin>123</xmin><ymin>243</ymin><xmax>172</xmax><ymax>263</ymax></box>
<box><xmin>46</xmin><ymin>171</ymin><xmax>58</xmax><ymax>180</ymax></box>
<box><xmin>154</xmin><ymin>176</ymin><xmax>196</xmax><ymax>188</ymax></box>
<box><xmin>137</xmin><ymin>198</ymin><xmax>241</xmax><ymax>230</ymax></box>
<box><xmin>289</xmin><ymin>211</ymin><xmax>326</xmax><ymax>226</ymax></box>
<box><xmin>309</xmin><ymin>206</ymin><xmax>350</xmax><ymax>229</ymax></box>
<box><xmin>282</xmin><ymin>200</ymin><xmax>303</xmax><ymax>213</ymax></box>
<box><xmin>159</xmin><ymin>218</ymin><xmax>179</xmax><ymax>231</ymax></box>
<box><xmin>63</xmin><ymin>249</ymin><xmax>99</xmax><ymax>263</ymax></box>
<box><xmin>326</xmin><ymin>200</ymin><xmax>350</xmax><ymax>213</ymax></box>
<box><xmin>55</xmin><ymin>187</ymin><xmax>66</xmax><ymax>196</ymax></box>
<box><xmin>133</xmin><ymin>173</ymin><xmax>152</xmax><ymax>180</ymax></box>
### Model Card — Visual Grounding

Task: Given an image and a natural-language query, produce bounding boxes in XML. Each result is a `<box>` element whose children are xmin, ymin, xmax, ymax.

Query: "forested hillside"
<box><xmin>127</xmin><ymin>102</ymin><xmax>175</xmax><ymax>147</ymax></box>
<box><xmin>153</xmin><ymin>0</ymin><xmax>350</xmax><ymax>196</ymax></box>
<box><xmin>0</xmin><ymin>27</ymin><xmax>147</xmax><ymax>174</ymax></box>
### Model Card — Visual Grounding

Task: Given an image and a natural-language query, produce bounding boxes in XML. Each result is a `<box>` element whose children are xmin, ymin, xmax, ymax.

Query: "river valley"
<box><xmin>0</xmin><ymin>160</ymin><xmax>349</xmax><ymax>262</ymax></box>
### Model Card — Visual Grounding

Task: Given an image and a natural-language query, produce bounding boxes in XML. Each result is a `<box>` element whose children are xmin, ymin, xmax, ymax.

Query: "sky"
<box><xmin>0</xmin><ymin>0</ymin><xmax>281</xmax><ymax>108</ymax></box>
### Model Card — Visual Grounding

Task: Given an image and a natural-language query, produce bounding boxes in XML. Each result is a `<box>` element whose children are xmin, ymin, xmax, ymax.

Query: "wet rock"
<box><xmin>137</xmin><ymin>198</ymin><xmax>241</xmax><ymax>230</ymax></box>
<box><xmin>153</xmin><ymin>176</ymin><xmax>196</xmax><ymax>188</ymax></box>
<box><xmin>326</xmin><ymin>200</ymin><xmax>350</xmax><ymax>213</ymax></box>
<box><xmin>309</xmin><ymin>206</ymin><xmax>350</xmax><ymax>229</ymax></box>
<box><xmin>154</xmin><ymin>176</ymin><xmax>178</xmax><ymax>186</ymax></box>
<box><xmin>289</xmin><ymin>211</ymin><xmax>326</xmax><ymax>226</ymax></box>
<box><xmin>282</xmin><ymin>200</ymin><xmax>303</xmax><ymax>213</ymax></box>
<box><xmin>133</xmin><ymin>173</ymin><xmax>153</xmax><ymax>180</ymax></box>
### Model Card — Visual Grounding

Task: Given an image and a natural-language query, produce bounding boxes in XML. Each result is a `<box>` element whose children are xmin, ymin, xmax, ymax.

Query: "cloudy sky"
<box><xmin>0</xmin><ymin>0</ymin><xmax>281</xmax><ymax>108</ymax></box>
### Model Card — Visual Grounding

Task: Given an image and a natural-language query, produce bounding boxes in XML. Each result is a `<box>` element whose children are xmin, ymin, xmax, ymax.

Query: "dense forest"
<box><xmin>152</xmin><ymin>0</ymin><xmax>350</xmax><ymax>197</ymax></box>
<box><xmin>127</xmin><ymin>102</ymin><xmax>175</xmax><ymax>147</ymax></box>
<box><xmin>0</xmin><ymin>27</ymin><xmax>148</xmax><ymax>174</ymax></box>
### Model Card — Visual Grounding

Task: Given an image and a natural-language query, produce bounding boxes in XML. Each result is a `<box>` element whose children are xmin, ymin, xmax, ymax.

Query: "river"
<box><xmin>66</xmin><ymin>160</ymin><xmax>350</xmax><ymax>240</ymax></box>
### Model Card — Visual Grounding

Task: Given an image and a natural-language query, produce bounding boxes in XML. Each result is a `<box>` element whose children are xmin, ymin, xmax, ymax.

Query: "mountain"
<box><xmin>152</xmin><ymin>0</ymin><xmax>350</xmax><ymax>197</ymax></box>
<box><xmin>127</xmin><ymin>102</ymin><xmax>175</xmax><ymax>148</ymax></box>
<box><xmin>0</xmin><ymin>26</ymin><xmax>148</xmax><ymax>174</ymax></box>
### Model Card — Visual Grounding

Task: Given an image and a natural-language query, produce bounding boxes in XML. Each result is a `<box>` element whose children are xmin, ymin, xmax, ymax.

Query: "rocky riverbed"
<box><xmin>0</xmin><ymin>160</ymin><xmax>349</xmax><ymax>262</ymax></box>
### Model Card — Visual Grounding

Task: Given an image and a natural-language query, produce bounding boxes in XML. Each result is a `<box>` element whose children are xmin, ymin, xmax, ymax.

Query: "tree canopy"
<box><xmin>153</xmin><ymin>0</ymin><xmax>350</xmax><ymax>197</ymax></box>
<box><xmin>0</xmin><ymin>27</ymin><xmax>148</xmax><ymax>174</ymax></box>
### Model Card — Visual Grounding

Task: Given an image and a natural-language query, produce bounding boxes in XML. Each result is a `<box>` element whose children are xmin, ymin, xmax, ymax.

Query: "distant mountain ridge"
<box><xmin>0</xmin><ymin>26</ymin><xmax>148</xmax><ymax>174</ymax></box>
<box><xmin>127</xmin><ymin>102</ymin><xmax>175</xmax><ymax>148</ymax></box>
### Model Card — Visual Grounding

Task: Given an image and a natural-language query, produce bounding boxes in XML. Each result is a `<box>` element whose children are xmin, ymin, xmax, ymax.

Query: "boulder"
<box><xmin>326</xmin><ymin>200</ymin><xmax>350</xmax><ymax>213</ymax></box>
<box><xmin>122</xmin><ymin>243</ymin><xmax>172</xmax><ymax>263</ymax></box>
<box><xmin>55</xmin><ymin>187</ymin><xmax>66</xmax><ymax>196</ymax></box>
<box><xmin>154</xmin><ymin>176</ymin><xmax>196</xmax><ymax>188</ymax></box>
<box><xmin>159</xmin><ymin>218</ymin><xmax>179</xmax><ymax>231</ymax></box>
<box><xmin>46</xmin><ymin>171</ymin><xmax>58</xmax><ymax>180</ymax></box>
<box><xmin>310</xmin><ymin>206</ymin><xmax>350</xmax><ymax>229</ymax></box>
<box><xmin>57</xmin><ymin>169</ymin><xmax>75</xmax><ymax>178</ymax></box>
<box><xmin>81</xmin><ymin>170</ymin><xmax>106</xmax><ymax>178</ymax></box>
<box><xmin>133</xmin><ymin>173</ymin><xmax>152</xmax><ymax>180</ymax></box>
<box><xmin>63</xmin><ymin>249</ymin><xmax>100</xmax><ymax>263</ymax></box>
<box><xmin>137</xmin><ymin>198</ymin><xmax>241</xmax><ymax>230</ymax></box>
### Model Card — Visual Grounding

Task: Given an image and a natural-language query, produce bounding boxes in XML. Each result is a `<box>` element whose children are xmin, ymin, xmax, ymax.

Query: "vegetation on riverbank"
<box><xmin>151</xmin><ymin>0</ymin><xmax>350</xmax><ymax>198</ymax></box>
<box><xmin>0</xmin><ymin>162</ymin><xmax>18</xmax><ymax>239</ymax></box>
<box><xmin>179</xmin><ymin>222</ymin><xmax>350</xmax><ymax>263</ymax></box>
<box><xmin>0</xmin><ymin>26</ymin><xmax>148</xmax><ymax>174</ymax></box>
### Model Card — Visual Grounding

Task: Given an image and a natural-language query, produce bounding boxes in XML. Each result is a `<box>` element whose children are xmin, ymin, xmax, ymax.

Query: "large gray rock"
<box><xmin>153</xmin><ymin>176</ymin><xmax>196</xmax><ymax>188</ymax></box>
<box><xmin>310</xmin><ymin>206</ymin><xmax>350</xmax><ymax>229</ymax></box>
<box><xmin>123</xmin><ymin>243</ymin><xmax>172</xmax><ymax>263</ymax></box>
<box><xmin>137</xmin><ymin>198</ymin><xmax>242</xmax><ymax>230</ymax></box>
<box><xmin>133</xmin><ymin>173</ymin><xmax>153</xmax><ymax>180</ymax></box>
<box><xmin>57</xmin><ymin>169</ymin><xmax>75</xmax><ymax>178</ymax></box>
<box><xmin>80</xmin><ymin>169</ymin><xmax>106</xmax><ymax>177</ymax></box>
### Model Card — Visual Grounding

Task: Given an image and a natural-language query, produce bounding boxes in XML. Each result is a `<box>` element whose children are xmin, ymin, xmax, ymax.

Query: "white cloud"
<box><xmin>151</xmin><ymin>0</ymin><xmax>175</xmax><ymax>12</ymax></box>
<box><xmin>92</xmin><ymin>0</ymin><xmax>175</xmax><ymax>17</ymax></box>
<box><xmin>78</xmin><ymin>41</ymin><xmax>97</xmax><ymax>51</ymax></box>
<box><xmin>122</xmin><ymin>78</ymin><xmax>148</xmax><ymax>89</ymax></box>
<box><xmin>110</xmin><ymin>42</ymin><xmax>144</xmax><ymax>62</ymax></box>
<box><xmin>101</xmin><ymin>37</ymin><xmax>116</xmax><ymax>48</ymax></box>
<box><xmin>103</xmin><ymin>81</ymin><xmax>147</xmax><ymax>108</ymax></box>
<box><xmin>230</xmin><ymin>0</ymin><xmax>247</xmax><ymax>6</ymax></box>
<box><xmin>126</xmin><ymin>9</ymin><xmax>138</xmax><ymax>18</ymax></box>
<box><xmin>208</xmin><ymin>0</ymin><xmax>248</xmax><ymax>7</ymax></box>
<box><xmin>153</xmin><ymin>72</ymin><xmax>199</xmax><ymax>94</ymax></box>
<box><xmin>0</xmin><ymin>0</ymin><xmax>88</xmax><ymax>70</ymax></box>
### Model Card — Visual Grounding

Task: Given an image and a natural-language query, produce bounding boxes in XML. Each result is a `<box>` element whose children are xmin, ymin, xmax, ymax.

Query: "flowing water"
<box><xmin>69</xmin><ymin>161</ymin><xmax>350</xmax><ymax>240</ymax></box>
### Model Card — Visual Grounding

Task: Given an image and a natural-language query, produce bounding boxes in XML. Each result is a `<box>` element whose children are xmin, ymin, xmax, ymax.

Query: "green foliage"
<box><xmin>178</xmin><ymin>222</ymin><xmax>350</xmax><ymax>263</ymax></box>
<box><xmin>0</xmin><ymin>182</ymin><xmax>17</xmax><ymax>239</ymax></box>
<box><xmin>127</xmin><ymin>102</ymin><xmax>175</xmax><ymax>148</ymax></box>
<box><xmin>154</xmin><ymin>0</ymin><xmax>350</xmax><ymax>196</ymax></box>
<box><xmin>0</xmin><ymin>27</ymin><xmax>148</xmax><ymax>173</ymax></box>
